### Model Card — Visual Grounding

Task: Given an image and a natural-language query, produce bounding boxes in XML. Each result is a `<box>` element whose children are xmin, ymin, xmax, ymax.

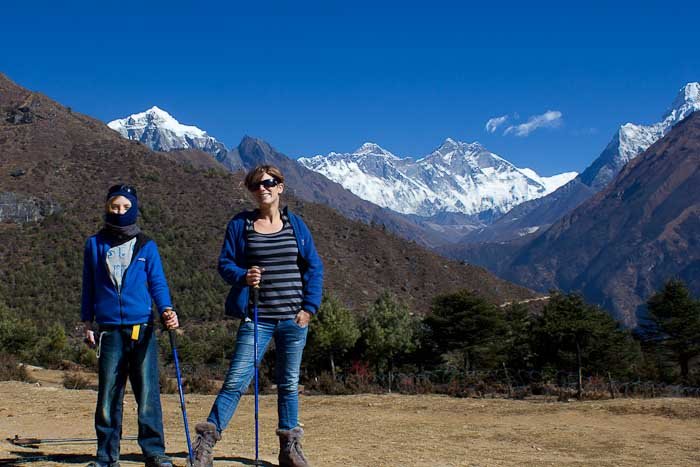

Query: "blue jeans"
<box><xmin>95</xmin><ymin>325</ymin><xmax>166</xmax><ymax>463</ymax></box>
<box><xmin>208</xmin><ymin>318</ymin><xmax>308</xmax><ymax>432</ymax></box>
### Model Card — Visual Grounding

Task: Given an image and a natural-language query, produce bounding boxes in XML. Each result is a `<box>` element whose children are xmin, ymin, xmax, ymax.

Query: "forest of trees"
<box><xmin>1</xmin><ymin>279</ymin><xmax>699</xmax><ymax>397</ymax></box>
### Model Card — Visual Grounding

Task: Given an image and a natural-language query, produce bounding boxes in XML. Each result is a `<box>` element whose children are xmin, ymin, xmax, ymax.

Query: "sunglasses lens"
<box><xmin>250</xmin><ymin>179</ymin><xmax>279</xmax><ymax>191</ymax></box>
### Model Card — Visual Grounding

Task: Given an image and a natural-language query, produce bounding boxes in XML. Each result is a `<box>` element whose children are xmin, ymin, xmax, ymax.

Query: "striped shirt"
<box><xmin>246</xmin><ymin>216</ymin><xmax>303</xmax><ymax>320</ymax></box>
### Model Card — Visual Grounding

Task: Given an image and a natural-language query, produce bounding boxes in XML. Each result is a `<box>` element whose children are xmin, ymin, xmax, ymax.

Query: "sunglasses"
<box><xmin>248</xmin><ymin>178</ymin><xmax>281</xmax><ymax>191</ymax></box>
<box><xmin>107</xmin><ymin>184</ymin><xmax>137</xmax><ymax>198</ymax></box>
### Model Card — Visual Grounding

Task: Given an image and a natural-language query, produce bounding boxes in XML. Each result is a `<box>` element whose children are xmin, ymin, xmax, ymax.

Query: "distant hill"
<box><xmin>0</xmin><ymin>73</ymin><xmax>534</xmax><ymax>330</ymax></box>
<box><xmin>446</xmin><ymin>112</ymin><xmax>700</xmax><ymax>326</ymax></box>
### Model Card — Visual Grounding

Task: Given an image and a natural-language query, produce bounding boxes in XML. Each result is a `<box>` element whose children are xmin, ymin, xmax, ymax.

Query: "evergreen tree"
<box><xmin>425</xmin><ymin>290</ymin><xmax>507</xmax><ymax>372</ymax></box>
<box><xmin>532</xmin><ymin>292</ymin><xmax>640</xmax><ymax>398</ymax></box>
<box><xmin>644</xmin><ymin>279</ymin><xmax>700</xmax><ymax>382</ymax></box>
<box><xmin>308</xmin><ymin>295</ymin><xmax>360</xmax><ymax>380</ymax></box>
<box><xmin>0</xmin><ymin>302</ymin><xmax>40</xmax><ymax>361</ymax></box>
<box><xmin>502</xmin><ymin>303</ymin><xmax>535</xmax><ymax>371</ymax></box>
<box><xmin>362</xmin><ymin>292</ymin><xmax>417</xmax><ymax>390</ymax></box>
<box><xmin>36</xmin><ymin>324</ymin><xmax>69</xmax><ymax>366</ymax></box>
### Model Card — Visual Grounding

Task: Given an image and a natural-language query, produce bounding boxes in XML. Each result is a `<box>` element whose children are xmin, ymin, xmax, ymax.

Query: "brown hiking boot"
<box><xmin>191</xmin><ymin>422</ymin><xmax>220</xmax><ymax>467</ymax></box>
<box><xmin>276</xmin><ymin>427</ymin><xmax>310</xmax><ymax>467</ymax></box>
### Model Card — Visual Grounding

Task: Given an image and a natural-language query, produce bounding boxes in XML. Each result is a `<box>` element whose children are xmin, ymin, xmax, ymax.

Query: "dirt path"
<box><xmin>1</xmin><ymin>370</ymin><xmax>700</xmax><ymax>466</ymax></box>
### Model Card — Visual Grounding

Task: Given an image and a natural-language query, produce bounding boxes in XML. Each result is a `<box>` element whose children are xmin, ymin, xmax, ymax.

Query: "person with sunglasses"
<box><xmin>80</xmin><ymin>184</ymin><xmax>179</xmax><ymax>467</ymax></box>
<box><xmin>191</xmin><ymin>165</ymin><xmax>323</xmax><ymax>467</ymax></box>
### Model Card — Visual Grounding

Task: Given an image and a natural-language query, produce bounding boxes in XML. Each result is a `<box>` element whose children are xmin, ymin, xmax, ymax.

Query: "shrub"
<box><xmin>185</xmin><ymin>367</ymin><xmax>218</xmax><ymax>395</ymax></box>
<box><xmin>159</xmin><ymin>370</ymin><xmax>179</xmax><ymax>394</ymax></box>
<box><xmin>63</xmin><ymin>372</ymin><xmax>93</xmax><ymax>390</ymax></box>
<box><xmin>305</xmin><ymin>371</ymin><xmax>351</xmax><ymax>395</ymax></box>
<box><xmin>78</xmin><ymin>346</ymin><xmax>98</xmax><ymax>371</ymax></box>
<box><xmin>0</xmin><ymin>354</ymin><xmax>35</xmax><ymax>383</ymax></box>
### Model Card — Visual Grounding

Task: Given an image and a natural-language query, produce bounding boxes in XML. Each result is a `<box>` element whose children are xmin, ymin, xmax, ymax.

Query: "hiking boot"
<box><xmin>145</xmin><ymin>455</ymin><xmax>173</xmax><ymax>467</ymax></box>
<box><xmin>86</xmin><ymin>462</ymin><xmax>119</xmax><ymax>467</ymax></box>
<box><xmin>192</xmin><ymin>421</ymin><xmax>221</xmax><ymax>467</ymax></box>
<box><xmin>276</xmin><ymin>427</ymin><xmax>310</xmax><ymax>467</ymax></box>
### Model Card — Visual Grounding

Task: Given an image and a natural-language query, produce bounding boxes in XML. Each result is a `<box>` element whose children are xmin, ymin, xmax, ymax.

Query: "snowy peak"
<box><xmin>421</xmin><ymin>138</ymin><xmax>507</xmax><ymax>173</ymax></box>
<box><xmin>518</xmin><ymin>168</ymin><xmax>578</xmax><ymax>193</ymax></box>
<box><xmin>135</xmin><ymin>106</ymin><xmax>178</xmax><ymax>123</ymax></box>
<box><xmin>663</xmin><ymin>81</ymin><xmax>700</xmax><ymax>124</ymax></box>
<box><xmin>107</xmin><ymin>107</ymin><xmax>227</xmax><ymax>158</ymax></box>
<box><xmin>432</xmin><ymin>137</ymin><xmax>482</xmax><ymax>156</ymax></box>
<box><xmin>354</xmin><ymin>142</ymin><xmax>399</xmax><ymax>159</ymax></box>
<box><xmin>669</xmin><ymin>82</ymin><xmax>700</xmax><ymax>111</ymax></box>
<box><xmin>581</xmin><ymin>82</ymin><xmax>700</xmax><ymax>189</ymax></box>
<box><xmin>437</xmin><ymin>137</ymin><xmax>483</xmax><ymax>152</ymax></box>
<box><xmin>436</xmin><ymin>137</ymin><xmax>460</xmax><ymax>152</ymax></box>
<box><xmin>299</xmin><ymin>139</ymin><xmax>577</xmax><ymax>217</ymax></box>
<box><xmin>109</xmin><ymin>106</ymin><xmax>207</xmax><ymax>139</ymax></box>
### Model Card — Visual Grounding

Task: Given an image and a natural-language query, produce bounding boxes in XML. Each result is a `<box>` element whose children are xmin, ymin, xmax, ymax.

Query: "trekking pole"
<box><xmin>169</xmin><ymin>329</ymin><xmax>194</xmax><ymax>467</ymax></box>
<box><xmin>252</xmin><ymin>267</ymin><xmax>262</xmax><ymax>466</ymax></box>
<box><xmin>8</xmin><ymin>435</ymin><xmax>138</xmax><ymax>447</ymax></box>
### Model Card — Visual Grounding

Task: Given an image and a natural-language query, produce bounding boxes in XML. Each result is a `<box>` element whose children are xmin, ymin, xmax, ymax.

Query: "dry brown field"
<box><xmin>1</xmin><ymin>369</ymin><xmax>699</xmax><ymax>466</ymax></box>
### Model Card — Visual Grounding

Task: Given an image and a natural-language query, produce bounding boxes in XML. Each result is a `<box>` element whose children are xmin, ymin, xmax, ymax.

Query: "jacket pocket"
<box><xmin>224</xmin><ymin>286</ymin><xmax>249</xmax><ymax>319</ymax></box>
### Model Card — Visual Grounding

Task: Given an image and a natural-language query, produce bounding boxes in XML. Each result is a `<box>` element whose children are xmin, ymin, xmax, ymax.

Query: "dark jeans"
<box><xmin>208</xmin><ymin>318</ymin><xmax>308</xmax><ymax>433</ymax></box>
<box><xmin>95</xmin><ymin>324</ymin><xmax>165</xmax><ymax>464</ymax></box>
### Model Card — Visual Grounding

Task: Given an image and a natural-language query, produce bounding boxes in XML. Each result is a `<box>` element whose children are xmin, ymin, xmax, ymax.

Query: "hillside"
<box><xmin>448</xmin><ymin>112</ymin><xmax>700</xmax><ymax>326</ymax></box>
<box><xmin>0</xmin><ymin>73</ymin><xmax>534</xmax><ymax>331</ymax></box>
<box><xmin>459</xmin><ymin>83</ymin><xmax>700</xmax><ymax>245</ymax></box>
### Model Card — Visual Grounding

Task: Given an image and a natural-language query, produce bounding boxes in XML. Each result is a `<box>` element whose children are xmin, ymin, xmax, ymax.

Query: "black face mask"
<box><xmin>104</xmin><ymin>192</ymin><xmax>138</xmax><ymax>226</ymax></box>
<box><xmin>104</xmin><ymin>208</ymin><xmax>138</xmax><ymax>226</ymax></box>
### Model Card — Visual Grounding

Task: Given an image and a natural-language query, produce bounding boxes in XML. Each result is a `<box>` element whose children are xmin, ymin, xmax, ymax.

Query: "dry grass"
<box><xmin>1</xmin><ymin>368</ymin><xmax>699</xmax><ymax>466</ymax></box>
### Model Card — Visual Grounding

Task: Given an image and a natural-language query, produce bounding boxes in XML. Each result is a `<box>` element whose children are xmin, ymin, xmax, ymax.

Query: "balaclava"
<box><xmin>104</xmin><ymin>184</ymin><xmax>138</xmax><ymax>226</ymax></box>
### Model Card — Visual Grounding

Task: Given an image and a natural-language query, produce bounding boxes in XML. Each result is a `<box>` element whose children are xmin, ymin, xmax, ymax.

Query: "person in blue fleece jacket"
<box><xmin>80</xmin><ymin>184</ymin><xmax>178</xmax><ymax>467</ymax></box>
<box><xmin>192</xmin><ymin>165</ymin><xmax>323</xmax><ymax>467</ymax></box>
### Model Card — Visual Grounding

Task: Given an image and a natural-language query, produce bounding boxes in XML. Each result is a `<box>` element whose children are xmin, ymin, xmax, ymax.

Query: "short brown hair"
<box><xmin>244</xmin><ymin>165</ymin><xmax>285</xmax><ymax>190</ymax></box>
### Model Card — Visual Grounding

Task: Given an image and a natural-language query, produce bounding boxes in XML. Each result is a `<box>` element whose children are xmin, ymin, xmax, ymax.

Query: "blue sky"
<box><xmin>2</xmin><ymin>1</ymin><xmax>699</xmax><ymax>175</ymax></box>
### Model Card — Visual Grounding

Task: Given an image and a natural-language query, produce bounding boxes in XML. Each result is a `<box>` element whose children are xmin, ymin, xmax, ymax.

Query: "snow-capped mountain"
<box><xmin>450</xmin><ymin>81</ymin><xmax>700</xmax><ymax>245</ymax></box>
<box><xmin>580</xmin><ymin>82</ymin><xmax>700</xmax><ymax>189</ymax></box>
<box><xmin>299</xmin><ymin>138</ymin><xmax>577</xmax><ymax>217</ymax></box>
<box><xmin>107</xmin><ymin>106</ymin><xmax>228</xmax><ymax>160</ymax></box>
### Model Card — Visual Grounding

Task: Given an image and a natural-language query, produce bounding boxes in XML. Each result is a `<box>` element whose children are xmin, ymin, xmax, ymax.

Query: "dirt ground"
<box><xmin>1</xmin><ymin>369</ymin><xmax>700</xmax><ymax>466</ymax></box>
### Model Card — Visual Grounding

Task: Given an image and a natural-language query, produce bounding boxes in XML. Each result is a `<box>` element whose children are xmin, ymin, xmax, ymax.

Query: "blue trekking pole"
<box><xmin>252</xmin><ymin>277</ymin><xmax>261</xmax><ymax>466</ymax></box>
<box><xmin>169</xmin><ymin>330</ymin><xmax>194</xmax><ymax>466</ymax></box>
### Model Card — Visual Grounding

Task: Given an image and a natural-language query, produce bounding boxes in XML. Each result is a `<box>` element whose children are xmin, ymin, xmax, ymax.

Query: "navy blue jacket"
<box><xmin>220</xmin><ymin>208</ymin><xmax>324</xmax><ymax>318</ymax></box>
<box><xmin>81</xmin><ymin>233</ymin><xmax>173</xmax><ymax>325</ymax></box>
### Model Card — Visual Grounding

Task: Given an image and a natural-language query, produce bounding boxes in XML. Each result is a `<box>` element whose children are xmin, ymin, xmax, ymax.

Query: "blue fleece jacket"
<box><xmin>220</xmin><ymin>208</ymin><xmax>324</xmax><ymax>319</ymax></box>
<box><xmin>81</xmin><ymin>233</ymin><xmax>173</xmax><ymax>325</ymax></box>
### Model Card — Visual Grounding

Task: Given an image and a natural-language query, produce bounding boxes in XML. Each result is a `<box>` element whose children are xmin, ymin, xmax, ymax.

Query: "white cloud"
<box><xmin>485</xmin><ymin>115</ymin><xmax>509</xmax><ymax>133</ymax></box>
<box><xmin>504</xmin><ymin>110</ymin><xmax>563</xmax><ymax>137</ymax></box>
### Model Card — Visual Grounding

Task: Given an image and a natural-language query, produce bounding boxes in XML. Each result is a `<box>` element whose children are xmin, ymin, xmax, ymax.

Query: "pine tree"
<box><xmin>425</xmin><ymin>290</ymin><xmax>507</xmax><ymax>372</ymax></box>
<box><xmin>644</xmin><ymin>279</ymin><xmax>700</xmax><ymax>382</ymax></box>
<box><xmin>362</xmin><ymin>292</ymin><xmax>417</xmax><ymax>391</ymax></box>
<box><xmin>502</xmin><ymin>303</ymin><xmax>535</xmax><ymax>371</ymax></box>
<box><xmin>308</xmin><ymin>295</ymin><xmax>360</xmax><ymax>380</ymax></box>
<box><xmin>532</xmin><ymin>292</ymin><xmax>639</xmax><ymax>398</ymax></box>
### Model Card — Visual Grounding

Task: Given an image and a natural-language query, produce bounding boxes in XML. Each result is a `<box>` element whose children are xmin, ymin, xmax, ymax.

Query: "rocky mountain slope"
<box><xmin>0</xmin><ymin>73</ymin><xmax>534</xmax><ymax>329</ymax></box>
<box><xmin>108</xmin><ymin>106</ymin><xmax>242</xmax><ymax>170</ymax></box>
<box><xmin>448</xmin><ymin>112</ymin><xmax>700</xmax><ymax>326</ymax></box>
<box><xmin>461</xmin><ymin>82</ymin><xmax>700</xmax><ymax>244</ymax></box>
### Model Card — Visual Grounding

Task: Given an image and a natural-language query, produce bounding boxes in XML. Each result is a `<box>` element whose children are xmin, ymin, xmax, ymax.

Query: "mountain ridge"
<box><xmin>0</xmin><ymin>73</ymin><xmax>534</xmax><ymax>329</ymax></box>
<box><xmin>299</xmin><ymin>138</ymin><xmax>576</xmax><ymax>218</ymax></box>
<box><xmin>446</xmin><ymin>111</ymin><xmax>700</xmax><ymax>326</ymax></box>
<box><xmin>460</xmin><ymin>82</ymin><xmax>700</xmax><ymax>244</ymax></box>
